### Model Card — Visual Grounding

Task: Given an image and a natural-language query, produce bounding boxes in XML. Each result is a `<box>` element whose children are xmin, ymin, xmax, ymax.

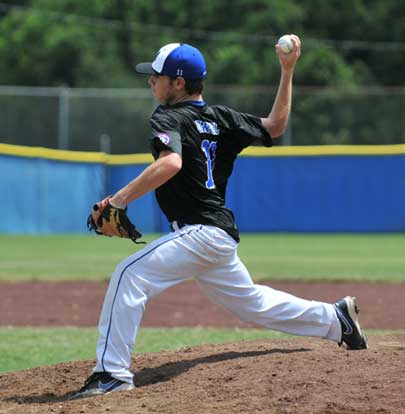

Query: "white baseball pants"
<box><xmin>94</xmin><ymin>224</ymin><xmax>342</xmax><ymax>383</ymax></box>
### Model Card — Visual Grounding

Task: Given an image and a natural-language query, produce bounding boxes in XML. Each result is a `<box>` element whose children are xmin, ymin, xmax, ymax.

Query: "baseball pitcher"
<box><xmin>74</xmin><ymin>36</ymin><xmax>367</xmax><ymax>399</ymax></box>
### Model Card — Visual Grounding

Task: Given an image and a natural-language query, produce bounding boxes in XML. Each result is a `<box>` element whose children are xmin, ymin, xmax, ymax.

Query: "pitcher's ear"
<box><xmin>175</xmin><ymin>76</ymin><xmax>186</xmax><ymax>89</ymax></box>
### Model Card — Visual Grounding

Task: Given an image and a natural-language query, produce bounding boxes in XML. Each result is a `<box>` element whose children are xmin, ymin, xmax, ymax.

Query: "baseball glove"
<box><xmin>87</xmin><ymin>196</ymin><xmax>144</xmax><ymax>244</ymax></box>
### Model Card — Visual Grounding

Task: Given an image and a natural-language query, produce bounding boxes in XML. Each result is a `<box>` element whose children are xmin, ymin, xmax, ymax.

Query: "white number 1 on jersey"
<box><xmin>201</xmin><ymin>139</ymin><xmax>217</xmax><ymax>189</ymax></box>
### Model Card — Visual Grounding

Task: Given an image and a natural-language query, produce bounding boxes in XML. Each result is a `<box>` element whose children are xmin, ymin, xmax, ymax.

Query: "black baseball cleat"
<box><xmin>334</xmin><ymin>296</ymin><xmax>368</xmax><ymax>350</ymax></box>
<box><xmin>70</xmin><ymin>372</ymin><xmax>134</xmax><ymax>399</ymax></box>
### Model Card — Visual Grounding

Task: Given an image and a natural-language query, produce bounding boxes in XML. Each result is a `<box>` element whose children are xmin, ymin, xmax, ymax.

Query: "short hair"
<box><xmin>184</xmin><ymin>78</ymin><xmax>204</xmax><ymax>95</ymax></box>
<box><xmin>169</xmin><ymin>77</ymin><xmax>204</xmax><ymax>95</ymax></box>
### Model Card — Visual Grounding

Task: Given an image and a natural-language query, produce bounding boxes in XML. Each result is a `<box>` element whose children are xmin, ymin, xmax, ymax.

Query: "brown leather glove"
<box><xmin>87</xmin><ymin>196</ymin><xmax>143</xmax><ymax>244</ymax></box>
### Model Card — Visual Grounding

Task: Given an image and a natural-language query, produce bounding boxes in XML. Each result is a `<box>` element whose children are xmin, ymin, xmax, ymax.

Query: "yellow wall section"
<box><xmin>1</xmin><ymin>142</ymin><xmax>405</xmax><ymax>165</ymax></box>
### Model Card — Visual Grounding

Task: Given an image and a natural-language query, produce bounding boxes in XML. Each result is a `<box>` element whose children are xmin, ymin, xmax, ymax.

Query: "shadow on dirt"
<box><xmin>135</xmin><ymin>347</ymin><xmax>310</xmax><ymax>387</ymax></box>
<box><xmin>4</xmin><ymin>347</ymin><xmax>310</xmax><ymax>404</ymax></box>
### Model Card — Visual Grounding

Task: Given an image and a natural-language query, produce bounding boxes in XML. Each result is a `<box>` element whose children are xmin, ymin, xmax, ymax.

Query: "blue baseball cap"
<box><xmin>135</xmin><ymin>43</ymin><xmax>207</xmax><ymax>80</ymax></box>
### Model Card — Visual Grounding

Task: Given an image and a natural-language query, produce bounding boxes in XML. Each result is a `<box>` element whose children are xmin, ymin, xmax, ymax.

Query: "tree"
<box><xmin>0</xmin><ymin>0</ymin><xmax>135</xmax><ymax>86</ymax></box>
<box><xmin>0</xmin><ymin>0</ymin><xmax>403</xmax><ymax>87</ymax></box>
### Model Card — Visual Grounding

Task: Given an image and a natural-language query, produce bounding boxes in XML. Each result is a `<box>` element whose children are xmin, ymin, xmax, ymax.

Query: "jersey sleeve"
<box><xmin>226</xmin><ymin>107</ymin><xmax>272</xmax><ymax>148</ymax></box>
<box><xmin>149</xmin><ymin>110</ymin><xmax>182</xmax><ymax>158</ymax></box>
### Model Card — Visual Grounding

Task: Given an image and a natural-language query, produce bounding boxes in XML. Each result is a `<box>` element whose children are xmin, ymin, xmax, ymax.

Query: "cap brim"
<box><xmin>135</xmin><ymin>62</ymin><xmax>157</xmax><ymax>75</ymax></box>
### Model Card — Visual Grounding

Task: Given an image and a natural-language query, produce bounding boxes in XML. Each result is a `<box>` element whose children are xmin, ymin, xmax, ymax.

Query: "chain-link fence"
<box><xmin>1</xmin><ymin>85</ymin><xmax>404</xmax><ymax>153</ymax></box>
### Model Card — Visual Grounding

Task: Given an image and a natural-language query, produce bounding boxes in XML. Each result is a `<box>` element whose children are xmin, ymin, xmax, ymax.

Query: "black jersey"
<box><xmin>149</xmin><ymin>101</ymin><xmax>272</xmax><ymax>242</ymax></box>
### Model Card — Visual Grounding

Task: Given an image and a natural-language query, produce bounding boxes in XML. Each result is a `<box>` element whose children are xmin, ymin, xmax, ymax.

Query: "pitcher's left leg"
<box><xmin>197</xmin><ymin>255</ymin><xmax>341</xmax><ymax>342</ymax></box>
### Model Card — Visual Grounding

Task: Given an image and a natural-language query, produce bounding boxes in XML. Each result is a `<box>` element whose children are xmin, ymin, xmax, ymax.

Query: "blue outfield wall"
<box><xmin>1</xmin><ymin>154</ymin><xmax>105</xmax><ymax>233</ymax></box>
<box><xmin>228</xmin><ymin>155</ymin><xmax>405</xmax><ymax>232</ymax></box>
<box><xmin>1</xmin><ymin>143</ymin><xmax>405</xmax><ymax>234</ymax></box>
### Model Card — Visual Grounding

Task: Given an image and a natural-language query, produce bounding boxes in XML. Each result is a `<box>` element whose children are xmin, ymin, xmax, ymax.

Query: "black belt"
<box><xmin>170</xmin><ymin>221</ymin><xmax>239</xmax><ymax>243</ymax></box>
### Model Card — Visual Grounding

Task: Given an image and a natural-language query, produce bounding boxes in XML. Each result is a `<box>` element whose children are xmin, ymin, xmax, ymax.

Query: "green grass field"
<box><xmin>2</xmin><ymin>327</ymin><xmax>404</xmax><ymax>374</ymax></box>
<box><xmin>1</xmin><ymin>233</ymin><xmax>405</xmax><ymax>282</ymax></box>
<box><xmin>0</xmin><ymin>327</ymin><xmax>292</xmax><ymax>373</ymax></box>
<box><xmin>1</xmin><ymin>233</ymin><xmax>404</xmax><ymax>374</ymax></box>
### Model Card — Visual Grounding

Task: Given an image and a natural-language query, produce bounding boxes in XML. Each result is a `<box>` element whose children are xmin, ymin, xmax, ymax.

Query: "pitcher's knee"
<box><xmin>112</xmin><ymin>261</ymin><xmax>149</xmax><ymax>298</ymax></box>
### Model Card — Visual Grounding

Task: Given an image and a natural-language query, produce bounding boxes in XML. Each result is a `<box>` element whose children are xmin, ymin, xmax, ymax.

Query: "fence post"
<box><xmin>100</xmin><ymin>133</ymin><xmax>111</xmax><ymax>197</ymax></box>
<box><xmin>402</xmin><ymin>87</ymin><xmax>405</xmax><ymax>143</ymax></box>
<box><xmin>58</xmin><ymin>87</ymin><xmax>70</xmax><ymax>149</ymax></box>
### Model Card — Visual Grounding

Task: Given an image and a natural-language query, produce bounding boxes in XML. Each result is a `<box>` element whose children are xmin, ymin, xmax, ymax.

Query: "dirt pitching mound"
<box><xmin>1</xmin><ymin>336</ymin><xmax>405</xmax><ymax>414</ymax></box>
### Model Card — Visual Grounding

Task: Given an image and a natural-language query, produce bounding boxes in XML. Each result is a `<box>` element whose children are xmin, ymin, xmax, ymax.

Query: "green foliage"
<box><xmin>0</xmin><ymin>0</ymin><xmax>135</xmax><ymax>86</ymax></box>
<box><xmin>0</xmin><ymin>0</ymin><xmax>403</xmax><ymax>87</ymax></box>
<box><xmin>1</xmin><ymin>233</ymin><xmax>405</xmax><ymax>282</ymax></box>
<box><xmin>298</xmin><ymin>47</ymin><xmax>357</xmax><ymax>87</ymax></box>
<box><xmin>292</xmin><ymin>89</ymin><xmax>404</xmax><ymax>145</ymax></box>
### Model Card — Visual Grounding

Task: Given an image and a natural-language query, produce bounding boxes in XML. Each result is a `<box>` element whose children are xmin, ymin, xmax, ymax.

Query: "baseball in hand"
<box><xmin>277</xmin><ymin>35</ymin><xmax>294</xmax><ymax>54</ymax></box>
